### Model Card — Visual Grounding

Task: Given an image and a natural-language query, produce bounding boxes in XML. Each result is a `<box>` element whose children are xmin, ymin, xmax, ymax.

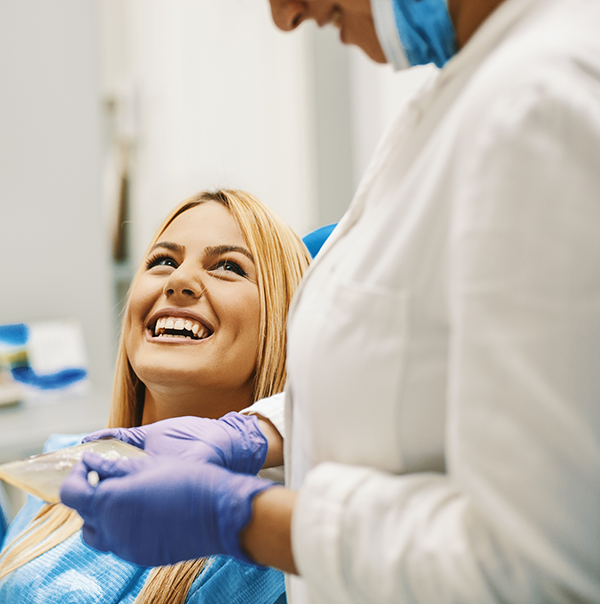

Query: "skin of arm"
<box><xmin>255</xmin><ymin>417</ymin><xmax>284</xmax><ymax>468</ymax></box>
<box><xmin>240</xmin><ymin>486</ymin><xmax>298</xmax><ymax>574</ymax></box>
<box><xmin>243</xmin><ymin>416</ymin><xmax>294</xmax><ymax>571</ymax></box>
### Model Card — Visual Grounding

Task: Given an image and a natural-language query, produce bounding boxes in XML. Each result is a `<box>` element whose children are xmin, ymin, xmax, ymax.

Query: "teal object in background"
<box><xmin>0</xmin><ymin>322</ymin><xmax>88</xmax><ymax>396</ymax></box>
<box><xmin>0</xmin><ymin>324</ymin><xmax>29</xmax><ymax>347</ymax></box>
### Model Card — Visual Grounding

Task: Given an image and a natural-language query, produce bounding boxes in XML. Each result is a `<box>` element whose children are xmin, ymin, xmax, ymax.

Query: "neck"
<box><xmin>449</xmin><ymin>0</ymin><xmax>506</xmax><ymax>48</ymax></box>
<box><xmin>141</xmin><ymin>383</ymin><xmax>253</xmax><ymax>425</ymax></box>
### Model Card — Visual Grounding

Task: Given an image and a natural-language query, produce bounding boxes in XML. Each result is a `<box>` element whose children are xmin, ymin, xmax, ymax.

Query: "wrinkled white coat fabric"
<box><xmin>281</xmin><ymin>0</ymin><xmax>600</xmax><ymax>601</ymax></box>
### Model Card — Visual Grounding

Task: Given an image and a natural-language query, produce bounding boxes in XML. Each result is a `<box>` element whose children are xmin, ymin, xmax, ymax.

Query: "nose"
<box><xmin>269</xmin><ymin>0</ymin><xmax>307</xmax><ymax>31</ymax></box>
<box><xmin>163</xmin><ymin>265</ymin><xmax>205</xmax><ymax>301</ymax></box>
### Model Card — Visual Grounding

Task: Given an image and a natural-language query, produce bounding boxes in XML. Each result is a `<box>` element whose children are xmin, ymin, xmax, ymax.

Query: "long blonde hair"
<box><xmin>0</xmin><ymin>190</ymin><xmax>310</xmax><ymax>603</ymax></box>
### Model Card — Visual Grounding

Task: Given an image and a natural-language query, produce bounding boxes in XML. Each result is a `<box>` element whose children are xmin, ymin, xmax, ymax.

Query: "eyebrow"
<box><xmin>204</xmin><ymin>245</ymin><xmax>254</xmax><ymax>263</ymax></box>
<box><xmin>149</xmin><ymin>241</ymin><xmax>253</xmax><ymax>262</ymax></box>
<box><xmin>149</xmin><ymin>241</ymin><xmax>183</xmax><ymax>254</ymax></box>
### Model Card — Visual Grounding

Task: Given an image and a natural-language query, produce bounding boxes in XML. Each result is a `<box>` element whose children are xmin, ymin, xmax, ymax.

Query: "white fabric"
<box><xmin>244</xmin><ymin>393</ymin><xmax>286</xmax><ymax>483</ymax></box>
<box><xmin>370</xmin><ymin>0</ymin><xmax>409</xmax><ymax>70</ymax></box>
<box><xmin>284</xmin><ymin>0</ymin><xmax>600</xmax><ymax>601</ymax></box>
<box><xmin>243</xmin><ymin>392</ymin><xmax>286</xmax><ymax>437</ymax></box>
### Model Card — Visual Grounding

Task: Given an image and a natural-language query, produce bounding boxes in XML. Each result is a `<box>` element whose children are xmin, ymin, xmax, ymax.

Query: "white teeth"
<box><xmin>152</xmin><ymin>316</ymin><xmax>210</xmax><ymax>340</ymax></box>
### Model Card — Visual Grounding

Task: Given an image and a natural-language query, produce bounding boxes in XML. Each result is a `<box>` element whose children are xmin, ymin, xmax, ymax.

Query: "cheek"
<box><xmin>128</xmin><ymin>279</ymin><xmax>159</xmax><ymax>322</ymax></box>
<box><xmin>232</xmin><ymin>290</ymin><xmax>262</xmax><ymax>349</ymax></box>
<box><xmin>122</xmin><ymin>306</ymin><xmax>140</xmax><ymax>365</ymax></box>
<box><xmin>123</xmin><ymin>280</ymin><xmax>157</xmax><ymax>350</ymax></box>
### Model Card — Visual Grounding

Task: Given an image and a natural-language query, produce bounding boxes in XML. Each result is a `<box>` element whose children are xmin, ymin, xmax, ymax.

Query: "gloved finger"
<box><xmin>60</xmin><ymin>461</ymin><xmax>95</xmax><ymax>513</ymax></box>
<box><xmin>81</xmin><ymin>522</ymin><xmax>108</xmax><ymax>553</ymax></box>
<box><xmin>82</xmin><ymin>429</ymin><xmax>124</xmax><ymax>443</ymax></box>
<box><xmin>82</xmin><ymin>426</ymin><xmax>147</xmax><ymax>449</ymax></box>
<box><xmin>81</xmin><ymin>451</ymin><xmax>147</xmax><ymax>480</ymax></box>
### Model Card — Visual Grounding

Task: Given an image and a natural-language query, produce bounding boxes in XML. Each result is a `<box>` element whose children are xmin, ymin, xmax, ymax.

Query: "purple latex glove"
<box><xmin>60</xmin><ymin>452</ymin><xmax>273</xmax><ymax>567</ymax></box>
<box><xmin>83</xmin><ymin>412</ymin><xmax>267</xmax><ymax>475</ymax></box>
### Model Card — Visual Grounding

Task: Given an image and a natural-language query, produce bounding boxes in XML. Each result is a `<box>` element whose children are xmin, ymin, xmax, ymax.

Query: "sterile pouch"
<box><xmin>0</xmin><ymin>439</ymin><xmax>148</xmax><ymax>503</ymax></box>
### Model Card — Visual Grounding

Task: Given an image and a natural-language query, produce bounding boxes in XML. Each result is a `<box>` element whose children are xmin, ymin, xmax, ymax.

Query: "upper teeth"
<box><xmin>153</xmin><ymin>317</ymin><xmax>210</xmax><ymax>339</ymax></box>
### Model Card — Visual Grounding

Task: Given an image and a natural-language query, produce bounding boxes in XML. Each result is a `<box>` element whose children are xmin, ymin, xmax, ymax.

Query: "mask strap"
<box><xmin>370</xmin><ymin>0</ymin><xmax>409</xmax><ymax>70</ymax></box>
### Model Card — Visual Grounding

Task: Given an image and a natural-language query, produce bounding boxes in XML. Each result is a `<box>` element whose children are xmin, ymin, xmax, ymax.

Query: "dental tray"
<box><xmin>0</xmin><ymin>439</ymin><xmax>149</xmax><ymax>503</ymax></box>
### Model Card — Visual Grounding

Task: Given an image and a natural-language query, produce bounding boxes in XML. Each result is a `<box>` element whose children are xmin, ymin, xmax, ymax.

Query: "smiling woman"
<box><xmin>0</xmin><ymin>190</ymin><xmax>311</xmax><ymax>604</ymax></box>
<box><xmin>126</xmin><ymin>201</ymin><xmax>263</xmax><ymax>424</ymax></box>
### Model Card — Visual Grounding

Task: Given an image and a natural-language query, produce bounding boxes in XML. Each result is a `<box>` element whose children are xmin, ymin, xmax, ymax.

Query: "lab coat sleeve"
<box><xmin>292</xmin><ymin>74</ymin><xmax>600</xmax><ymax>603</ymax></box>
<box><xmin>242</xmin><ymin>392</ymin><xmax>286</xmax><ymax>438</ymax></box>
<box><xmin>242</xmin><ymin>393</ymin><xmax>285</xmax><ymax>482</ymax></box>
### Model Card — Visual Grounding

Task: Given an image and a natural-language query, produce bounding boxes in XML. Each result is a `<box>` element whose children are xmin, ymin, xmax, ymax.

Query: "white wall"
<box><xmin>0</xmin><ymin>0</ymin><xmax>114</xmax><ymax>393</ymax></box>
<box><xmin>97</xmin><ymin>1</ymin><xmax>432</xmax><ymax>266</ymax></box>
<box><xmin>99</xmin><ymin>0</ymin><xmax>319</xmax><ymax>269</ymax></box>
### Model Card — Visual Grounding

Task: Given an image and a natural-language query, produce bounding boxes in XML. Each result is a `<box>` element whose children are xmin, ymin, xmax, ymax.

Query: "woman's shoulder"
<box><xmin>185</xmin><ymin>556</ymin><xmax>285</xmax><ymax>604</ymax></box>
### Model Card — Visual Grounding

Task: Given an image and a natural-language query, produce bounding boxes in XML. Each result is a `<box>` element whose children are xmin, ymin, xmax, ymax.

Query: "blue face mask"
<box><xmin>371</xmin><ymin>0</ymin><xmax>456</xmax><ymax>69</ymax></box>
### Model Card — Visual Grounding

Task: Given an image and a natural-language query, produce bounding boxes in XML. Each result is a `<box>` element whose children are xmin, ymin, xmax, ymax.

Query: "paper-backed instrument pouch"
<box><xmin>0</xmin><ymin>439</ymin><xmax>149</xmax><ymax>503</ymax></box>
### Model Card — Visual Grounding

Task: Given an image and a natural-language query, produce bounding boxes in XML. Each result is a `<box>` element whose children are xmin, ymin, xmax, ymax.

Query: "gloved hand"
<box><xmin>60</xmin><ymin>452</ymin><xmax>274</xmax><ymax>567</ymax></box>
<box><xmin>83</xmin><ymin>412</ymin><xmax>268</xmax><ymax>475</ymax></box>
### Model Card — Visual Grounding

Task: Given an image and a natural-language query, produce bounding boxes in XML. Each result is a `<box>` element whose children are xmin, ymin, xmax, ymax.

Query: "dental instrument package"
<box><xmin>0</xmin><ymin>321</ymin><xmax>89</xmax><ymax>406</ymax></box>
<box><xmin>0</xmin><ymin>439</ymin><xmax>149</xmax><ymax>503</ymax></box>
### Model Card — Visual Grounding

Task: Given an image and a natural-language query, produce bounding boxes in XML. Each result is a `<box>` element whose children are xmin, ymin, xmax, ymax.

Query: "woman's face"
<box><xmin>125</xmin><ymin>201</ymin><xmax>261</xmax><ymax>418</ymax></box>
<box><xmin>268</xmin><ymin>0</ymin><xmax>386</xmax><ymax>63</ymax></box>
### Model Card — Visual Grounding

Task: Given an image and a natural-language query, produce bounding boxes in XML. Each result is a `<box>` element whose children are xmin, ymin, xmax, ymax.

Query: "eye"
<box><xmin>210</xmin><ymin>259</ymin><xmax>247</xmax><ymax>277</ymax></box>
<box><xmin>146</xmin><ymin>254</ymin><xmax>178</xmax><ymax>270</ymax></box>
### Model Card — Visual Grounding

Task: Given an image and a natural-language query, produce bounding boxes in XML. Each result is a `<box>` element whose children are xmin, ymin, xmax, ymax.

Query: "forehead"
<box><xmin>159</xmin><ymin>201</ymin><xmax>246</xmax><ymax>248</ymax></box>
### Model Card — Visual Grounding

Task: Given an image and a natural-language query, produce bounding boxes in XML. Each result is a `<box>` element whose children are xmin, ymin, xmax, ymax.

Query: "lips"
<box><xmin>147</xmin><ymin>310</ymin><xmax>214</xmax><ymax>341</ymax></box>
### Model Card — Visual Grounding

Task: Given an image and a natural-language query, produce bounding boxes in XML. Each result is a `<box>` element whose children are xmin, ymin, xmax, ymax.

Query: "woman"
<box><xmin>62</xmin><ymin>0</ymin><xmax>600</xmax><ymax>602</ymax></box>
<box><xmin>0</xmin><ymin>189</ymin><xmax>310</xmax><ymax>603</ymax></box>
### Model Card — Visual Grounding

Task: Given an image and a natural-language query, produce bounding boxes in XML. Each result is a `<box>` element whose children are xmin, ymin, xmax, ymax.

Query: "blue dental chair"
<box><xmin>302</xmin><ymin>223</ymin><xmax>336</xmax><ymax>259</ymax></box>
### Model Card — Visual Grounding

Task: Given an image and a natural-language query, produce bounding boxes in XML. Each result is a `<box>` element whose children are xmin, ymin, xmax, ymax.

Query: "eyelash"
<box><xmin>211</xmin><ymin>259</ymin><xmax>247</xmax><ymax>277</ymax></box>
<box><xmin>145</xmin><ymin>254</ymin><xmax>247</xmax><ymax>277</ymax></box>
<box><xmin>146</xmin><ymin>254</ymin><xmax>177</xmax><ymax>270</ymax></box>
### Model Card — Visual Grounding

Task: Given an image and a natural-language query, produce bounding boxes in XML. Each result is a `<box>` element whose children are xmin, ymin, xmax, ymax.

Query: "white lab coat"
<box><xmin>280</xmin><ymin>0</ymin><xmax>600</xmax><ymax>601</ymax></box>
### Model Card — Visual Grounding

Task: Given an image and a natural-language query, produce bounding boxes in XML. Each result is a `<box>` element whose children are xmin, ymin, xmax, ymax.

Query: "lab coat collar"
<box><xmin>440</xmin><ymin>0</ymin><xmax>550</xmax><ymax>85</ymax></box>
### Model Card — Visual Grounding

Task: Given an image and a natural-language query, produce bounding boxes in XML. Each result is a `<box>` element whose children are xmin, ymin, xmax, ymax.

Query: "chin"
<box><xmin>133</xmin><ymin>358</ymin><xmax>205</xmax><ymax>387</ymax></box>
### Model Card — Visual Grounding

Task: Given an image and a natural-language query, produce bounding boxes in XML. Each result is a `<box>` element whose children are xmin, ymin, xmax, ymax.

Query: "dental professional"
<box><xmin>61</xmin><ymin>0</ymin><xmax>600</xmax><ymax>602</ymax></box>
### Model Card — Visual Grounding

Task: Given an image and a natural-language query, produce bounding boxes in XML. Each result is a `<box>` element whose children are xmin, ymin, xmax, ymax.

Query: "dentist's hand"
<box><xmin>60</xmin><ymin>452</ymin><xmax>275</xmax><ymax>567</ymax></box>
<box><xmin>83</xmin><ymin>412</ymin><xmax>268</xmax><ymax>475</ymax></box>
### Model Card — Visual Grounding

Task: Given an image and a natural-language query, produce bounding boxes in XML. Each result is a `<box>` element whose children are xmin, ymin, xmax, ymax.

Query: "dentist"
<box><xmin>62</xmin><ymin>0</ymin><xmax>600</xmax><ymax>602</ymax></box>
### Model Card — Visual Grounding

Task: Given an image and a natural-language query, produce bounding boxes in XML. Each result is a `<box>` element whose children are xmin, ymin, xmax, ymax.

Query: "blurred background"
<box><xmin>0</xmin><ymin>0</ymin><xmax>428</xmax><ymax>517</ymax></box>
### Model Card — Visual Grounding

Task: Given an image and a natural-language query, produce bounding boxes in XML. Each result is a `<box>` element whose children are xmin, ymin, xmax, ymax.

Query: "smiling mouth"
<box><xmin>150</xmin><ymin>317</ymin><xmax>212</xmax><ymax>341</ymax></box>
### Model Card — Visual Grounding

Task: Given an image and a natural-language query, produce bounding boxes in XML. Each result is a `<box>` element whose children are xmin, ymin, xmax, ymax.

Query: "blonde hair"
<box><xmin>0</xmin><ymin>190</ymin><xmax>310</xmax><ymax>603</ymax></box>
